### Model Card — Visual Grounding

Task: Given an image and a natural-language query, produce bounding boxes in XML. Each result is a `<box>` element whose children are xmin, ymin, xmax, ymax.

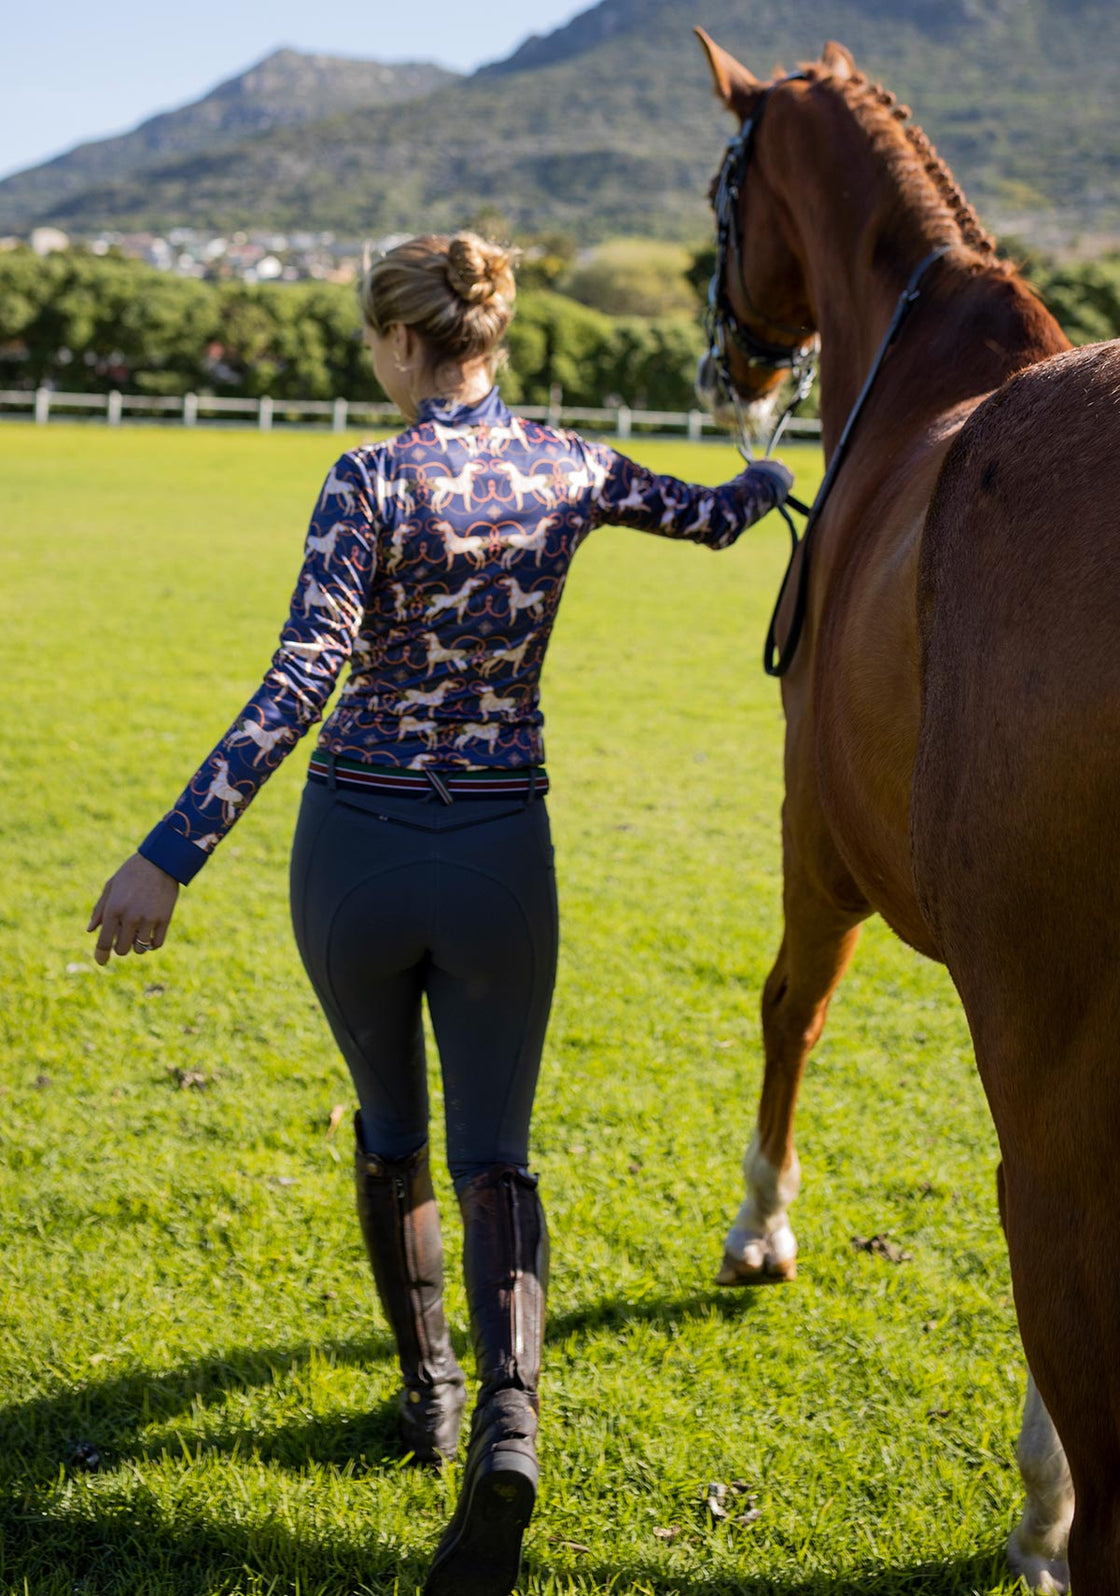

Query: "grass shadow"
<box><xmin>547</xmin><ymin>1283</ymin><xmax>765</xmax><ymax>1339</ymax></box>
<box><xmin>0</xmin><ymin>1334</ymin><xmax>403</xmax><ymax>1486</ymax></box>
<box><xmin>0</xmin><ymin>1497</ymin><xmax>1016</xmax><ymax>1596</ymax></box>
<box><xmin>0</xmin><ymin>1319</ymin><xmax>1020</xmax><ymax>1593</ymax></box>
<box><xmin>522</xmin><ymin>1547</ymin><xmax>1017</xmax><ymax>1596</ymax></box>
<box><xmin>0</xmin><ymin>1286</ymin><xmax>764</xmax><ymax>1488</ymax></box>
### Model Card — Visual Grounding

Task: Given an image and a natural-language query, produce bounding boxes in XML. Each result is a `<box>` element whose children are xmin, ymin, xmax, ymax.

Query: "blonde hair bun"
<box><xmin>359</xmin><ymin>232</ymin><xmax>518</xmax><ymax>371</ymax></box>
<box><xmin>446</xmin><ymin>234</ymin><xmax>517</xmax><ymax>307</ymax></box>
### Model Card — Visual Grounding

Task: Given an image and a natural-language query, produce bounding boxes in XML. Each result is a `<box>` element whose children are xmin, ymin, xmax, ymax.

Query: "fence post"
<box><xmin>34</xmin><ymin>388</ymin><xmax>50</xmax><ymax>425</ymax></box>
<box><xmin>547</xmin><ymin>382</ymin><xmax>562</xmax><ymax>430</ymax></box>
<box><xmin>687</xmin><ymin>408</ymin><xmax>703</xmax><ymax>441</ymax></box>
<box><xmin>259</xmin><ymin>396</ymin><xmax>273</xmax><ymax>432</ymax></box>
<box><xmin>332</xmin><ymin>397</ymin><xmax>348</xmax><ymax>433</ymax></box>
<box><xmin>107</xmin><ymin>390</ymin><xmax>123</xmax><ymax>427</ymax></box>
<box><xmin>616</xmin><ymin>404</ymin><xmax>631</xmax><ymax>440</ymax></box>
<box><xmin>183</xmin><ymin>393</ymin><xmax>198</xmax><ymax>427</ymax></box>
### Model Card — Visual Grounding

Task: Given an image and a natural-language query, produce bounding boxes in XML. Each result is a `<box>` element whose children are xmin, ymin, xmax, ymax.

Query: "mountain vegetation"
<box><xmin>0</xmin><ymin>51</ymin><xmax>458</xmax><ymax>234</ymax></box>
<box><xmin>0</xmin><ymin>0</ymin><xmax>1115</xmax><ymax>247</ymax></box>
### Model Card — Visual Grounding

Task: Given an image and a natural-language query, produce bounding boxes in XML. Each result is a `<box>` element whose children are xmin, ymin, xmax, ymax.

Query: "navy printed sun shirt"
<box><xmin>139</xmin><ymin>388</ymin><xmax>784</xmax><ymax>884</ymax></box>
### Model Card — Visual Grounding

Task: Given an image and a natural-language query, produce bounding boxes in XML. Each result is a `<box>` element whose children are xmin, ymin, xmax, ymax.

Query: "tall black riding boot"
<box><xmin>425</xmin><ymin>1165</ymin><xmax>548</xmax><ymax>1596</ymax></box>
<box><xmin>354</xmin><ymin>1117</ymin><xmax>467</xmax><ymax>1463</ymax></box>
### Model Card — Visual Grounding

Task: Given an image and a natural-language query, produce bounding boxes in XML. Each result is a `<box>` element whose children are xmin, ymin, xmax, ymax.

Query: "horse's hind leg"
<box><xmin>950</xmin><ymin>979</ymin><xmax>1120</xmax><ymax>1588</ymax></box>
<box><xmin>718</xmin><ymin>844</ymin><xmax>866</xmax><ymax>1285</ymax></box>
<box><xmin>1007</xmin><ymin>1369</ymin><xmax>1074</xmax><ymax>1593</ymax></box>
<box><xmin>995</xmin><ymin>1070</ymin><xmax>1120</xmax><ymax>1592</ymax></box>
<box><xmin>992</xmin><ymin>1162</ymin><xmax>1076</xmax><ymax>1591</ymax></box>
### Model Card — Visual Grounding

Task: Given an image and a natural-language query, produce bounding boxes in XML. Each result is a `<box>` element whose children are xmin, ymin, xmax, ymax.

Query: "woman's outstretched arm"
<box><xmin>575</xmin><ymin>437</ymin><xmax>793</xmax><ymax>546</ymax></box>
<box><xmin>88</xmin><ymin>452</ymin><xmax>379</xmax><ymax>962</ymax></box>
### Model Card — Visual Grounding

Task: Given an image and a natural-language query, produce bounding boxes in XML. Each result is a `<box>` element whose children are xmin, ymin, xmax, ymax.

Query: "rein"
<box><xmin>704</xmin><ymin>82</ymin><xmax>950</xmax><ymax>676</ymax></box>
<box><xmin>761</xmin><ymin>246</ymin><xmax>949</xmax><ymax>677</ymax></box>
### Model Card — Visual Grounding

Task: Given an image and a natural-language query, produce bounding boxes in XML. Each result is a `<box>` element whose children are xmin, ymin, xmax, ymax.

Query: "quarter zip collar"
<box><xmin>416</xmin><ymin>387</ymin><xmax>511</xmax><ymax>428</ymax></box>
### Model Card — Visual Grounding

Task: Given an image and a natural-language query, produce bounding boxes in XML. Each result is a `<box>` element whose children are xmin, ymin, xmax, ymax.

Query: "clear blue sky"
<box><xmin>2</xmin><ymin>0</ymin><xmax>589</xmax><ymax>180</ymax></box>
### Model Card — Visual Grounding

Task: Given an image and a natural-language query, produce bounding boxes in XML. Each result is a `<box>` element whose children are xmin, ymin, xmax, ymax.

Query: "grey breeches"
<box><xmin>289</xmin><ymin>779</ymin><xmax>559</xmax><ymax>1185</ymax></box>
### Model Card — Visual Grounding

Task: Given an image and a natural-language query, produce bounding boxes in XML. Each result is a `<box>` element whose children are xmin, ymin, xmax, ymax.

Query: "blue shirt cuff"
<box><xmin>138</xmin><ymin>821</ymin><xmax>210</xmax><ymax>885</ymax></box>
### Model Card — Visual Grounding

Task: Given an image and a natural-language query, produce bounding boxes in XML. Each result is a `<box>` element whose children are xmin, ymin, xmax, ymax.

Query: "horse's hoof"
<box><xmin>1007</xmin><ymin>1529</ymin><xmax>1070</xmax><ymax>1594</ymax></box>
<box><xmin>715</xmin><ymin>1248</ymin><xmax>797</xmax><ymax>1286</ymax></box>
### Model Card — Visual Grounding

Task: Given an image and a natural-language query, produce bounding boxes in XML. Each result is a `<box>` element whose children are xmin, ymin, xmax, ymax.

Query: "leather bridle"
<box><xmin>705</xmin><ymin>73</ymin><xmax>819</xmax><ymax>457</ymax></box>
<box><xmin>704</xmin><ymin>75</ymin><xmax>950</xmax><ymax>676</ymax></box>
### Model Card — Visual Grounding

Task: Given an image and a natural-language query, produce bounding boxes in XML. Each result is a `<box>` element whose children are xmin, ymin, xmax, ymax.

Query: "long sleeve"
<box><xmin>138</xmin><ymin>453</ymin><xmax>379</xmax><ymax>885</ymax></box>
<box><xmin>576</xmin><ymin>437</ymin><xmax>787</xmax><ymax>548</ymax></box>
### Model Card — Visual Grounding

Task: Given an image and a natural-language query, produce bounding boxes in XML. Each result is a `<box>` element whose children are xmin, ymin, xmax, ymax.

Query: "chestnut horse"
<box><xmin>694</xmin><ymin>31</ymin><xmax>1120</xmax><ymax>1593</ymax></box>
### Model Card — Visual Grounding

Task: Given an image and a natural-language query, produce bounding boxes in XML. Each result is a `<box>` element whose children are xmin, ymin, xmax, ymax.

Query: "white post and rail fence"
<box><xmin>1</xmin><ymin>386</ymin><xmax>822</xmax><ymax>443</ymax></box>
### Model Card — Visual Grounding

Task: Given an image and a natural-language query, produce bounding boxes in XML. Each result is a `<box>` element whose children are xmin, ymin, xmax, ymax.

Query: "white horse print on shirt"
<box><xmin>565</xmin><ymin>456</ymin><xmax>610</xmax><ymax>497</ymax></box>
<box><xmin>493</xmin><ymin>461</ymin><xmax>557</xmax><ymax>512</ymax></box>
<box><xmin>500</xmin><ymin>576</ymin><xmax>547</xmax><ymax>621</ymax></box>
<box><xmin>432</xmin><ymin>518</ymin><xmax>489</xmax><ymax>569</ymax></box>
<box><xmin>682</xmin><ymin>494</ymin><xmax>714</xmax><ymax>535</ymax></box>
<box><xmin>426</xmin><ymin>577</ymin><xmax>484</xmax><ymax>624</ymax></box>
<box><xmin>476</xmin><ymin>687</ymin><xmax>517</xmax><ymax>716</ymax></box>
<box><xmin>479</xmin><ymin>636</ymin><xmax>532</xmax><ymax>676</ymax></box>
<box><xmin>319</xmin><ymin>465</ymin><xmax>356</xmax><ymax>514</ymax></box>
<box><xmin>202</xmin><ymin>759</ymin><xmax>245</xmax><ymax>825</ymax></box>
<box><xmin>389</xmin><ymin>518</ymin><xmax>420</xmax><ymax>568</ymax></box>
<box><xmin>481</xmin><ymin>417</ymin><xmax>531</xmax><ymax>454</ymax></box>
<box><xmin>397</xmin><ymin>715</ymin><xmax>440</xmax><ymax>747</ymax></box>
<box><xmin>373</xmin><ymin>475</ymin><xmax>415</xmax><ymax>516</ymax></box>
<box><xmin>424</xmin><ymin>632</ymin><xmax>469</xmax><ymax>671</ymax></box>
<box><xmin>613</xmin><ymin>475</ymin><xmax>649</xmax><ymax>515</ymax></box>
<box><xmin>453</xmin><ymin>723</ymin><xmax>501</xmax><ymax>752</ymax></box>
<box><xmin>499</xmin><ymin>514</ymin><xmax>560</xmax><ymax>568</ymax></box>
<box><xmin>300</xmin><ymin>576</ymin><xmax>341</xmax><ymax>620</ymax></box>
<box><xmin>429</xmin><ymin>461</ymin><xmax>487</xmax><ymax>512</ymax></box>
<box><xmin>397</xmin><ymin>680</ymin><xmax>457</xmax><ymax>714</ymax></box>
<box><xmin>430</xmin><ymin>421</ymin><xmax>480</xmax><ymax>455</ymax></box>
<box><xmin>228</xmin><ymin>718</ymin><xmax>294</xmax><ymax>766</ymax></box>
<box><xmin>306</xmin><ymin>521</ymin><xmax>351</xmax><ymax>568</ymax></box>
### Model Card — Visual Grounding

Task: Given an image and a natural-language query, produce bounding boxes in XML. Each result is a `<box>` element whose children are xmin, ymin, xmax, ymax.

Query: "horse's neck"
<box><xmin>805</xmin><ymin>230</ymin><xmax>1067</xmax><ymax>461</ymax></box>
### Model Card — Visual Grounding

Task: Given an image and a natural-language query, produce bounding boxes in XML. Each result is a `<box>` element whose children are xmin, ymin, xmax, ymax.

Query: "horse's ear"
<box><xmin>821</xmin><ymin>40</ymin><xmax>855</xmax><ymax>79</ymax></box>
<box><xmin>694</xmin><ymin>27</ymin><xmax>760</xmax><ymax>118</ymax></box>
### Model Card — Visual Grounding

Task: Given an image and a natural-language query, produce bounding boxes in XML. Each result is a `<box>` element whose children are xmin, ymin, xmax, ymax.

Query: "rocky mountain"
<box><xmin>2</xmin><ymin>0</ymin><xmax>1115</xmax><ymax>245</ymax></box>
<box><xmin>0</xmin><ymin>50</ymin><xmax>458</xmax><ymax>232</ymax></box>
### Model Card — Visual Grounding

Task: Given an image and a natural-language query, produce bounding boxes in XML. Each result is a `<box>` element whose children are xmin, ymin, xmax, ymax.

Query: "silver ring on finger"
<box><xmin>133</xmin><ymin>939</ymin><xmax>153</xmax><ymax>953</ymax></box>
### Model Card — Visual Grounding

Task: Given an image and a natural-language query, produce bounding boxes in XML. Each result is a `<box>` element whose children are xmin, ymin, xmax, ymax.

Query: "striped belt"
<box><xmin>308</xmin><ymin>752</ymin><xmax>548</xmax><ymax>804</ymax></box>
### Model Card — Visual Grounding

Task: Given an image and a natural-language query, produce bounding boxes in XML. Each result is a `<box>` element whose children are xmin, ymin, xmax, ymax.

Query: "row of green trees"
<box><xmin>0</xmin><ymin>247</ymin><xmax>707</xmax><ymax>411</ymax></box>
<box><xmin>1</xmin><ymin>244</ymin><xmax>1118</xmax><ymax>412</ymax></box>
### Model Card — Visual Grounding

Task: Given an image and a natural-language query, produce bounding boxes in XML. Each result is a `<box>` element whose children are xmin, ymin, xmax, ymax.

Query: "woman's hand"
<box><xmin>88</xmin><ymin>854</ymin><xmax>180</xmax><ymax>965</ymax></box>
<box><xmin>748</xmin><ymin>458</ymin><xmax>795</xmax><ymax>501</ymax></box>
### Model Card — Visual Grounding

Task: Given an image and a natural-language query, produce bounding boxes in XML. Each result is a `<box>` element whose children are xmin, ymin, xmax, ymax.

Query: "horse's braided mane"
<box><xmin>802</xmin><ymin>63</ymin><xmax>1011</xmax><ymax>273</ymax></box>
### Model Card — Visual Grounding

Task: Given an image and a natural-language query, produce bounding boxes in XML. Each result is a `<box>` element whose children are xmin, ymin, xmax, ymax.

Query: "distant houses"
<box><xmin>0</xmin><ymin>225</ymin><xmax>403</xmax><ymax>284</ymax></box>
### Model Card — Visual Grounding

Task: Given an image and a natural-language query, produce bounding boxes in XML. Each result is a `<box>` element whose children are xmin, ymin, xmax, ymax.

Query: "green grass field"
<box><xmin>0</xmin><ymin>424</ymin><xmax>1026</xmax><ymax>1595</ymax></box>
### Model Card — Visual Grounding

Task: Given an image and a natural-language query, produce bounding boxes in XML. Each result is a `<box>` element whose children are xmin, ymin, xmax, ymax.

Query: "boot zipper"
<box><xmin>504</xmin><ymin>1172</ymin><xmax>522</xmax><ymax>1373</ymax></box>
<box><xmin>397</xmin><ymin>1172</ymin><xmax>432</xmax><ymax>1371</ymax></box>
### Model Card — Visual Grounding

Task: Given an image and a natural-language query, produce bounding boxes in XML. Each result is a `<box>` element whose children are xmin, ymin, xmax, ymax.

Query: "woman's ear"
<box><xmin>392</xmin><ymin>323</ymin><xmax>415</xmax><ymax>368</ymax></box>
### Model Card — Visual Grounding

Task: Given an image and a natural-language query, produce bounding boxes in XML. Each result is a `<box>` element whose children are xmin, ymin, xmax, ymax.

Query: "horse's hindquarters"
<box><xmin>912</xmin><ymin>342</ymin><xmax>1120</xmax><ymax>1590</ymax></box>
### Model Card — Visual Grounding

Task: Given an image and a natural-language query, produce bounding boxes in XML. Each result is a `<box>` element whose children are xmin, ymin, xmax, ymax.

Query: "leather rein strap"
<box><xmin>761</xmin><ymin>245</ymin><xmax>950</xmax><ymax>677</ymax></box>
